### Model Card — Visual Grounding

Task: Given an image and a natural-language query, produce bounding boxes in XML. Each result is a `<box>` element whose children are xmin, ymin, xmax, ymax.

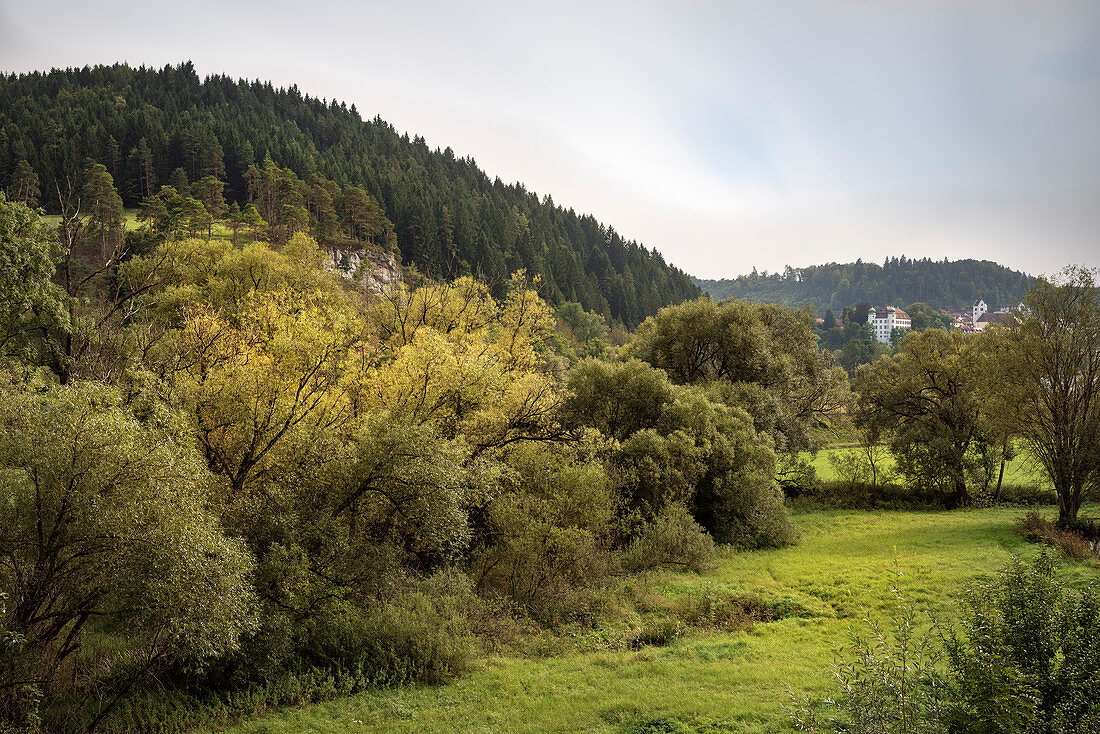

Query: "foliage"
<box><xmin>695</xmin><ymin>257</ymin><xmax>1033</xmax><ymax>314</ymax></box>
<box><xmin>564</xmin><ymin>358</ymin><xmax>796</xmax><ymax>548</ymax></box>
<box><xmin>473</xmin><ymin>439</ymin><xmax>615</xmax><ymax>624</ymax></box>
<box><xmin>943</xmin><ymin>554</ymin><xmax>1100</xmax><ymax>733</ymax></box>
<box><xmin>0</xmin><ymin>63</ymin><xmax>698</xmax><ymax>326</ymax></box>
<box><xmin>904</xmin><ymin>302</ymin><xmax>954</xmax><ymax>332</ymax></box>
<box><xmin>630</xmin><ymin>297</ymin><xmax>847</xmax><ymax>456</ymax></box>
<box><xmin>853</xmin><ymin>330</ymin><xmax>996</xmax><ymax>507</ymax></box>
<box><xmin>554</xmin><ymin>301</ymin><xmax>611</xmax><ymax>362</ymax></box>
<box><xmin>0</xmin><ymin>380</ymin><xmax>256</xmax><ymax>731</ymax></box>
<box><xmin>0</xmin><ymin>195</ymin><xmax>69</xmax><ymax>365</ymax></box>
<box><xmin>826</xmin><ymin>323</ymin><xmax>891</xmax><ymax>377</ymax></box>
<box><xmin>621</xmin><ymin>504</ymin><xmax>717</xmax><ymax>574</ymax></box>
<box><xmin>998</xmin><ymin>266</ymin><xmax>1100</xmax><ymax>521</ymax></box>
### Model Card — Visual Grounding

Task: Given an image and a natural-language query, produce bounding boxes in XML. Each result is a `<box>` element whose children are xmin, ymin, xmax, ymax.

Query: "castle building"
<box><xmin>866</xmin><ymin>306</ymin><xmax>911</xmax><ymax>344</ymax></box>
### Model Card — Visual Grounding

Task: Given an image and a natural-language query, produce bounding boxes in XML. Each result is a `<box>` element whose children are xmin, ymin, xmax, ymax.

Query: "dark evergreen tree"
<box><xmin>0</xmin><ymin>62</ymin><xmax>698</xmax><ymax>325</ymax></box>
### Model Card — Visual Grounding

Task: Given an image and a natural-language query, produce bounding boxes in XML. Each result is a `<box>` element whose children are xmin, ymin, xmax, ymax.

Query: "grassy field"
<box><xmin>208</xmin><ymin>505</ymin><xmax>1097</xmax><ymax>734</ymax></box>
<box><xmin>39</xmin><ymin>208</ymin><xmax>242</xmax><ymax>242</ymax></box>
<box><xmin>806</xmin><ymin>446</ymin><xmax>1053</xmax><ymax>487</ymax></box>
<box><xmin>40</xmin><ymin>208</ymin><xmax>144</xmax><ymax>232</ymax></box>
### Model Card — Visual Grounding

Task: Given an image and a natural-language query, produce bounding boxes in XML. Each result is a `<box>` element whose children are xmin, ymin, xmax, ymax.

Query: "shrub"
<box><xmin>704</xmin><ymin>472</ymin><xmax>797</xmax><ymax>549</ymax></box>
<box><xmin>943</xmin><ymin>553</ymin><xmax>1100</xmax><ymax>733</ymax></box>
<box><xmin>306</xmin><ymin>574</ymin><xmax>477</xmax><ymax>686</ymax></box>
<box><xmin>473</xmin><ymin>441</ymin><xmax>616</xmax><ymax>626</ymax></box>
<box><xmin>621</xmin><ymin>504</ymin><xmax>717</xmax><ymax>573</ymax></box>
<box><xmin>790</xmin><ymin>555</ymin><xmax>1100</xmax><ymax>733</ymax></box>
<box><xmin>1014</xmin><ymin>512</ymin><xmax>1097</xmax><ymax>561</ymax></box>
<box><xmin>787</xmin><ymin>563</ymin><xmax>949</xmax><ymax>734</ymax></box>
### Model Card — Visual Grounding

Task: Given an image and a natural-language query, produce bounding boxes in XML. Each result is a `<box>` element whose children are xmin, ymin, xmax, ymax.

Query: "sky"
<box><xmin>2</xmin><ymin>0</ymin><xmax>1099</xmax><ymax>279</ymax></box>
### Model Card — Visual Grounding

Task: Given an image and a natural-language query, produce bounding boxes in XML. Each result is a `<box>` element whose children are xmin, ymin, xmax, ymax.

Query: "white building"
<box><xmin>866</xmin><ymin>306</ymin><xmax>912</xmax><ymax>344</ymax></box>
<box><xmin>972</xmin><ymin>299</ymin><xmax>987</xmax><ymax>326</ymax></box>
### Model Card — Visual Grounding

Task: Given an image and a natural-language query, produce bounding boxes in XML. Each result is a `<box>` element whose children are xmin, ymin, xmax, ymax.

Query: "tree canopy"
<box><xmin>695</xmin><ymin>258</ymin><xmax>1033</xmax><ymax>313</ymax></box>
<box><xmin>0</xmin><ymin>62</ymin><xmax>698</xmax><ymax>326</ymax></box>
<box><xmin>998</xmin><ymin>266</ymin><xmax>1100</xmax><ymax>521</ymax></box>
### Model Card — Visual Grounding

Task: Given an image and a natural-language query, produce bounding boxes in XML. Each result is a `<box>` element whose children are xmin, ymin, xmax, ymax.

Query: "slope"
<box><xmin>0</xmin><ymin>62</ymin><xmax>699</xmax><ymax>326</ymax></box>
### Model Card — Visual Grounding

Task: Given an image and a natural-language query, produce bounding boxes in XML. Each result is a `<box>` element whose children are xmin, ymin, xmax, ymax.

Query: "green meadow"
<box><xmin>211</xmin><ymin>505</ymin><xmax>1095</xmax><ymax>734</ymax></box>
<box><xmin>805</xmin><ymin>446</ymin><xmax>1053</xmax><ymax>487</ymax></box>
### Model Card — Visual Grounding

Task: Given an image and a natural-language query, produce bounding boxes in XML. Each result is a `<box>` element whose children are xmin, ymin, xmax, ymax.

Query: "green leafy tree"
<box><xmin>630</xmin><ymin>297</ymin><xmax>847</xmax><ymax>455</ymax></box>
<box><xmin>0</xmin><ymin>195</ymin><xmax>69</xmax><ymax>365</ymax></box>
<box><xmin>836</xmin><ymin>324</ymin><xmax>890</xmax><ymax>376</ymax></box>
<box><xmin>906</xmin><ymin>302</ymin><xmax>952</xmax><ymax>332</ymax></box>
<box><xmin>998</xmin><ymin>266</ymin><xmax>1100</xmax><ymax>521</ymax></box>
<box><xmin>853</xmin><ymin>330</ymin><xmax>996</xmax><ymax>507</ymax></box>
<box><xmin>565</xmin><ymin>358</ymin><xmax>794</xmax><ymax>547</ymax></box>
<box><xmin>0</xmin><ymin>381</ymin><xmax>257</xmax><ymax>732</ymax></box>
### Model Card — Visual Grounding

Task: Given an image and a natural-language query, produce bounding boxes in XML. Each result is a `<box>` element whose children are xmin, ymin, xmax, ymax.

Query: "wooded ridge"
<box><xmin>0</xmin><ymin>62</ymin><xmax>699</xmax><ymax>326</ymax></box>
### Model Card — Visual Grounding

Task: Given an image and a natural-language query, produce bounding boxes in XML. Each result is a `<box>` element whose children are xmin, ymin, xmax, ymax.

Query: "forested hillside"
<box><xmin>695</xmin><ymin>257</ymin><xmax>1034</xmax><ymax>312</ymax></box>
<box><xmin>0</xmin><ymin>62</ymin><xmax>698</xmax><ymax>326</ymax></box>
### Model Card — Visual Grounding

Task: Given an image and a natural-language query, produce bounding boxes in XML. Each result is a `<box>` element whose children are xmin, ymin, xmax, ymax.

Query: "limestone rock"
<box><xmin>328</xmin><ymin>247</ymin><xmax>402</xmax><ymax>293</ymax></box>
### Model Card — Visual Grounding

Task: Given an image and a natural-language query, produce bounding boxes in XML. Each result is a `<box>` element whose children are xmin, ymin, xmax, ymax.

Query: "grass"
<box><xmin>40</xmin><ymin>208</ymin><xmax>144</xmax><ymax>232</ymax></box>
<box><xmin>805</xmin><ymin>445</ymin><xmax>1053</xmax><ymax>487</ymax></box>
<box><xmin>206</xmin><ymin>505</ymin><xmax>1097</xmax><ymax>734</ymax></box>
<box><xmin>39</xmin><ymin>208</ymin><xmax>248</xmax><ymax>244</ymax></box>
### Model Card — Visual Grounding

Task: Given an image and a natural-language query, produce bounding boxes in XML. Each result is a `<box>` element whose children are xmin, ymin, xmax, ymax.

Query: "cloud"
<box><xmin>2</xmin><ymin>0</ymin><xmax>1098</xmax><ymax>277</ymax></box>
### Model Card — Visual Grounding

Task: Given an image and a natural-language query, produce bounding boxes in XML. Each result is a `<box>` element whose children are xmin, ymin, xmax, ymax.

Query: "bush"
<box><xmin>997</xmin><ymin>483</ymin><xmax>1058</xmax><ymax>507</ymax></box>
<box><xmin>621</xmin><ymin>504</ymin><xmax>717</xmax><ymax>573</ymax></box>
<box><xmin>307</xmin><ymin>573</ymin><xmax>477</xmax><ymax>686</ymax></box>
<box><xmin>943</xmin><ymin>554</ymin><xmax>1100</xmax><ymax>733</ymax></box>
<box><xmin>473</xmin><ymin>496</ymin><xmax>613</xmax><ymax>626</ymax></box>
<box><xmin>473</xmin><ymin>441</ymin><xmax>616</xmax><ymax>626</ymax></box>
<box><xmin>790</xmin><ymin>555</ymin><xmax>1100</xmax><ymax>733</ymax></box>
<box><xmin>1015</xmin><ymin>512</ymin><xmax>1097</xmax><ymax>561</ymax></box>
<box><xmin>704</xmin><ymin>472</ymin><xmax>797</xmax><ymax>549</ymax></box>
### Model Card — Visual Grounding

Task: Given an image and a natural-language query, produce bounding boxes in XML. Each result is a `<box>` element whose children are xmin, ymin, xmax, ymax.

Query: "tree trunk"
<box><xmin>1058</xmin><ymin>484</ymin><xmax>1081</xmax><ymax>523</ymax></box>
<box><xmin>948</xmin><ymin>476</ymin><xmax>968</xmax><ymax>509</ymax></box>
<box><xmin>993</xmin><ymin>456</ymin><xmax>1006</xmax><ymax>504</ymax></box>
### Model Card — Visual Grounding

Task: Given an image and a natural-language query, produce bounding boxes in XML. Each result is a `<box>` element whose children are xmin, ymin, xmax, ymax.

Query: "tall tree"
<box><xmin>81</xmin><ymin>163</ymin><xmax>125</xmax><ymax>265</ymax></box>
<box><xmin>5</xmin><ymin>160</ymin><xmax>39</xmax><ymax>207</ymax></box>
<box><xmin>999</xmin><ymin>266</ymin><xmax>1100</xmax><ymax>521</ymax></box>
<box><xmin>853</xmin><ymin>329</ymin><xmax>996</xmax><ymax>507</ymax></box>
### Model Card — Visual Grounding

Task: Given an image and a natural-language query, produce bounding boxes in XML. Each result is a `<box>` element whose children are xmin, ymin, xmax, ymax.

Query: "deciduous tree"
<box><xmin>853</xmin><ymin>330</ymin><xmax>995</xmax><ymax>507</ymax></box>
<box><xmin>998</xmin><ymin>266</ymin><xmax>1100</xmax><ymax>521</ymax></box>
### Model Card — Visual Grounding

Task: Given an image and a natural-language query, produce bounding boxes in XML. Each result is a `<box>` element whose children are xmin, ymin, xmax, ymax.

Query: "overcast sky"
<box><xmin>3</xmin><ymin>0</ymin><xmax>1098</xmax><ymax>279</ymax></box>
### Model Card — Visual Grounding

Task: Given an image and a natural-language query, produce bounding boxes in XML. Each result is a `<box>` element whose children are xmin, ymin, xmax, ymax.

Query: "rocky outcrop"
<box><xmin>327</xmin><ymin>247</ymin><xmax>402</xmax><ymax>293</ymax></box>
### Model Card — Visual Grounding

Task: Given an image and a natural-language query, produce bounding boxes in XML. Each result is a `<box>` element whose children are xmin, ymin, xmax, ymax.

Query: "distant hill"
<box><xmin>693</xmin><ymin>258</ymin><xmax>1035</xmax><ymax>313</ymax></box>
<box><xmin>0</xmin><ymin>62</ymin><xmax>699</xmax><ymax>326</ymax></box>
